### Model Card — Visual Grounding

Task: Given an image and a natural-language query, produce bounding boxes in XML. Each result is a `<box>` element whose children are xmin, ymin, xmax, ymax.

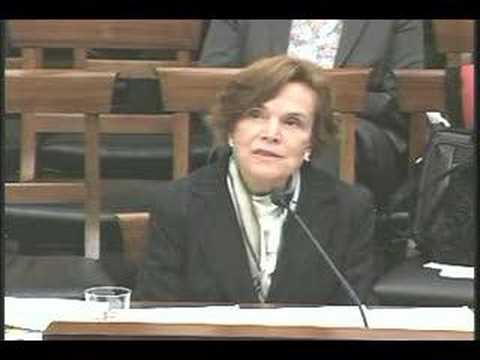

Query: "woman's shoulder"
<box><xmin>151</xmin><ymin>163</ymin><xmax>221</xmax><ymax>207</ymax></box>
<box><xmin>305</xmin><ymin>166</ymin><xmax>374</xmax><ymax>208</ymax></box>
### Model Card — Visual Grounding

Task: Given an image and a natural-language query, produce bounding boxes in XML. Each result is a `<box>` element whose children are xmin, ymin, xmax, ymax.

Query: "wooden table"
<box><xmin>43</xmin><ymin>321</ymin><xmax>473</xmax><ymax>340</ymax></box>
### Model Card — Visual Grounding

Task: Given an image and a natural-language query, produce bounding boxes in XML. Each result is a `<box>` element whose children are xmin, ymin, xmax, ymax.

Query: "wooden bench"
<box><xmin>5</xmin><ymin>69</ymin><xmax>116</xmax><ymax>260</ymax></box>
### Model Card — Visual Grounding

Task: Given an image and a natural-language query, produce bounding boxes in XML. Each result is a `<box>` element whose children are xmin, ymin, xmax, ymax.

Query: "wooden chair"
<box><xmin>7</xmin><ymin>20</ymin><xmax>204</xmax><ymax>182</ymax></box>
<box><xmin>372</xmin><ymin>71</ymin><xmax>474</xmax><ymax>308</ymax></box>
<box><xmin>156</xmin><ymin>66</ymin><xmax>371</xmax><ymax>183</ymax></box>
<box><xmin>156</xmin><ymin>67</ymin><xmax>448</xmax><ymax>180</ymax></box>
<box><xmin>7</xmin><ymin>20</ymin><xmax>204</xmax><ymax>72</ymax></box>
<box><xmin>5</xmin><ymin>69</ymin><xmax>116</xmax><ymax>260</ymax></box>
<box><xmin>432</xmin><ymin>20</ymin><xmax>474</xmax><ymax>129</ymax></box>
<box><xmin>396</xmin><ymin>69</ymin><xmax>447</xmax><ymax>163</ymax></box>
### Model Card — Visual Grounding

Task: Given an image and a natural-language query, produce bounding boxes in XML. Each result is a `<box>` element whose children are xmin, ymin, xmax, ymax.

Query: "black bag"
<box><xmin>412</xmin><ymin>125</ymin><xmax>476</xmax><ymax>265</ymax></box>
<box><xmin>381</xmin><ymin>124</ymin><xmax>475</xmax><ymax>267</ymax></box>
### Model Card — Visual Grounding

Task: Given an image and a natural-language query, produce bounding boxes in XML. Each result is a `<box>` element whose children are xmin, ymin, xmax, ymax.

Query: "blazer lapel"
<box><xmin>268</xmin><ymin>167</ymin><xmax>339</xmax><ymax>301</ymax></box>
<box><xmin>190</xmin><ymin>159</ymin><xmax>257</xmax><ymax>303</ymax></box>
<box><xmin>335</xmin><ymin>20</ymin><xmax>368</xmax><ymax>66</ymax></box>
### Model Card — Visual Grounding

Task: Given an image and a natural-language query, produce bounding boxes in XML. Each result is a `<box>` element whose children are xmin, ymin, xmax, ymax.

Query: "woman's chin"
<box><xmin>247</xmin><ymin>171</ymin><xmax>288</xmax><ymax>192</ymax></box>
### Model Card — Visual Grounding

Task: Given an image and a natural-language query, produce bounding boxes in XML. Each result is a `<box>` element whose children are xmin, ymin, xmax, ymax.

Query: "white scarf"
<box><xmin>226</xmin><ymin>157</ymin><xmax>301</xmax><ymax>302</ymax></box>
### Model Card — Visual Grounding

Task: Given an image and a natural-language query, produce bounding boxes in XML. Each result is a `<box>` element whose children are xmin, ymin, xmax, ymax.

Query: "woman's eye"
<box><xmin>284</xmin><ymin>117</ymin><xmax>301</xmax><ymax>127</ymax></box>
<box><xmin>245</xmin><ymin>108</ymin><xmax>264</xmax><ymax>119</ymax></box>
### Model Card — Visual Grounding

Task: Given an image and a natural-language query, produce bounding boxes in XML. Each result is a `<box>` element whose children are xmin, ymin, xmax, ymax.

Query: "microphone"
<box><xmin>271</xmin><ymin>189</ymin><xmax>369</xmax><ymax>328</ymax></box>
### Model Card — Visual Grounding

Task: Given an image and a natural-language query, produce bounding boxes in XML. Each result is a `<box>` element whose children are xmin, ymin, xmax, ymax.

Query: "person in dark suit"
<box><xmin>134</xmin><ymin>56</ymin><xmax>376</xmax><ymax>305</ymax></box>
<box><xmin>199</xmin><ymin>20</ymin><xmax>425</xmax><ymax>207</ymax></box>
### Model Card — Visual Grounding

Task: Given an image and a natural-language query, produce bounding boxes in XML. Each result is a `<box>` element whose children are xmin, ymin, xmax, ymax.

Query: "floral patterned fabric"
<box><xmin>287</xmin><ymin>20</ymin><xmax>343</xmax><ymax>69</ymax></box>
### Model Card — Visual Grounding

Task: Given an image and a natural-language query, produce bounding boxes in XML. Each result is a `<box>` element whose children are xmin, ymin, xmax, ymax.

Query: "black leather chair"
<box><xmin>5</xmin><ymin>179</ymin><xmax>166</xmax><ymax>298</ymax></box>
<box><xmin>6</xmin><ymin>20</ymin><xmax>209</xmax><ymax>182</ymax></box>
<box><xmin>373</xmin><ymin>255</ymin><xmax>474</xmax><ymax>307</ymax></box>
<box><xmin>37</xmin><ymin>111</ymin><xmax>212</xmax><ymax>181</ymax></box>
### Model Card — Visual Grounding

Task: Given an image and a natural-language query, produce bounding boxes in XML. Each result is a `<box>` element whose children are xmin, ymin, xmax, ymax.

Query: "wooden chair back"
<box><xmin>432</xmin><ymin>20</ymin><xmax>474</xmax><ymax>129</ymax></box>
<box><xmin>396</xmin><ymin>69</ymin><xmax>447</xmax><ymax>163</ymax></box>
<box><xmin>432</xmin><ymin>20</ymin><xmax>474</xmax><ymax>66</ymax></box>
<box><xmin>157</xmin><ymin>67</ymin><xmax>447</xmax><ymax>179</ymax></box>
<box><xmin>8</xmin><ymin>20</ymin><xmax>205</xmax><ymax>73</ymax></box>
<box><xmin>7</xmin><ymin>20</ymin><xmax>202</xmax><ymax>182</ymax></box>
<box><xmin>5</xmin><ymin>69</ymin><xmax>116</xmax><ymax>259</ymax></box>
<box><xmin>157</xmin><ymin>66</ymin><xmax>370</xmax><ymax>182</ymax></box>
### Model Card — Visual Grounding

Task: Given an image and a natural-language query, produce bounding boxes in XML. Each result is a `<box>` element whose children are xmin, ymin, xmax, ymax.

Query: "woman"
<box><xmin>134</xmin><ymin>56</ymin><xmax>376</xmax><ymax>305</ymax></box>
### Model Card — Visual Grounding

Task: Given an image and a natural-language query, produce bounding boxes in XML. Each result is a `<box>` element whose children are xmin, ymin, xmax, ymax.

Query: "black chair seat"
<box><xmin>5</xmin><ymin>203</ymin><xmax>123</xmax><ymax>256</ymax></box>
<box><xmin>38</xmin><ymin>130</ymin><xmax>211</xmax><ymax>180</ymax></box>
<box><xmin>373</xmin><ymin>255</ymin><xmax>474</xmax><ymax>306</ymax></box>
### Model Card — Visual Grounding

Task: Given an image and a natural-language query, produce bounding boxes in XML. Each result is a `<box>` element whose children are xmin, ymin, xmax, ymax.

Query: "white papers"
<box><xmin>365</xmin><ymin>306</ymin><xmax>473</xmax><ymax>331</ymax></box>
<box><xmin>4</xmin><ymin>297</ymin><xmax>108</xmax><ymax>332</ymax></box>
<box><xmin>4</xmin><ymin>328</ymin><xmax>43</xmax><ymax>341</ymax></box>
<box><xmin>103</xmin><ymin>305</ymin><xmax>474</xmax><ymax>332</ymax></box>
<box><xmin>426</xmin><ymin>112</ymin><xmax>451</xmax><ymax>127</ymax></box>
<box><xmin>424</xmin><ymin>262</ymin><xmax>474</xmax><ymax>279</ymax></box>
<box><xmin>106</xmin><ymin>305</ymin><xmax>366</xmax><ymax>328</ymax></box>
<box><xmin>5</xmin><ymin>296</ymin><xmax>474</xmax><ymax>339</ymax></box>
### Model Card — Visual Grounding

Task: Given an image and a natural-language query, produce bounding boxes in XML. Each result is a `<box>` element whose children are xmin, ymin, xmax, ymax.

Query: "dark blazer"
<box><xmin>135</xmin><ymin>154</ymin><xmax>376</xmax><ymax>305</ymax></box>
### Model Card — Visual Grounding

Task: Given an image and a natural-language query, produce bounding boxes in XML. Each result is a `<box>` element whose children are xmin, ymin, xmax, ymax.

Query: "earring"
<box><xmin>228</xmin><ymin>137</ymin><xmax>234</xmax><ymax>148</ymax></box>
<box><xmin>304</xmin><ymin>151</ymin><xmax>311</xmax><ymax>162</ymax></box>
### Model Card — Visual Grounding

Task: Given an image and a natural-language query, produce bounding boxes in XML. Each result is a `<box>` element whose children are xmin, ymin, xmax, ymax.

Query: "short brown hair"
<box><xmin>208</xmin><ymin>55</ymin><xmax>338</xmax><ymax>155</ymax></box>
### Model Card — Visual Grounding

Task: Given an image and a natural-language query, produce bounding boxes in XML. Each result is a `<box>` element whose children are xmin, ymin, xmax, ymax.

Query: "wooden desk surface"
<box><xmin>43</xmin><ymin>321</ymin><xmax>473</xmax><ymax>341</ymax></box>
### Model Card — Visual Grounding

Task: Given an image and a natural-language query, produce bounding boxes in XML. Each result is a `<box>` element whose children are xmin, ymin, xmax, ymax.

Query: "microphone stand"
<box><xmin>272</xmin><ymin>192</ymin><xmax>369</xmax><ymax>328</ymax></box>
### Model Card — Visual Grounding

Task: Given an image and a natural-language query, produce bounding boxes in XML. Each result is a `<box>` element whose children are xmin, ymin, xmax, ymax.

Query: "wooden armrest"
<box><xmin>116</xmin><ymin>212</ymin><xmax>151</xmax><ymax>268</ymax></box>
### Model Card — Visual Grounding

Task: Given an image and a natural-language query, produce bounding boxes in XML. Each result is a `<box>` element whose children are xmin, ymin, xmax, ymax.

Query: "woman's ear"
<box><xmin>228</xmin><ymin>136</ymin><xmax>234</xmax><ymax>148</ymax></box>
<box><xmin>303</xmin><ymin>144</ymin><xmax>312</xmax><ymax>162</ymax></box>
<box><xmin>303</xmin><ymin>151</ymin><xmax>311</xmax><ymax>162</ymax></box>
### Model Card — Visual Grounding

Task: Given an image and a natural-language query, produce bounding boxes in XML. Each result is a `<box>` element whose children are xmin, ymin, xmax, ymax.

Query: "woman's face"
<box><xmin>230</xmin><ymin>81</ymin><xmax>316</xmax><ymax>194</ymax></box>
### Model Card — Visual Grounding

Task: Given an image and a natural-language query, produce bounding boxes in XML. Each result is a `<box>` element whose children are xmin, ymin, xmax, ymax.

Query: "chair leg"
<box><xmin>84</xmin><ymin>114</ymin><xmax>101</xmax><ymax>259</ymax></box>
<box><xmin>172</xmin><ymin>112</ymin><xmax>190</xmax><ymax>179</ymax></box>
<box><xmin>19</xmin><ymin>113</ymin><xmax>37</xmax><ymax>182</ymax></box>
<box><xmin>339</xmin><ymin>113</ymin><xmax>358</xmax><ymax>184</ymax></box>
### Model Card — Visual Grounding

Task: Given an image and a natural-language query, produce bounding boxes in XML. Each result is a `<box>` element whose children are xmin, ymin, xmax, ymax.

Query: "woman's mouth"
<box><xmin>252</xmin><ymin>149</ymin><xmax>283</xmax><ymax>158</ymax></box>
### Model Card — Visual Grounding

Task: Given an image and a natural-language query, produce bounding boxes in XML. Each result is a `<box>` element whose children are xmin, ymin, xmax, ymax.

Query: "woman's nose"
<box><xmin>261</xmin><ymin>117</ymin><xmax>281</xmax><ymax>142</ymax></box>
